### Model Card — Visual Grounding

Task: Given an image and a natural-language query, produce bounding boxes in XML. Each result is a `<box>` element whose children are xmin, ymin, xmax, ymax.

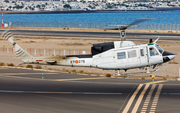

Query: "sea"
<box><xmin>2</xmin><ymin>10</ymin><xmax>180</xmax><ymax>25</ymax></box>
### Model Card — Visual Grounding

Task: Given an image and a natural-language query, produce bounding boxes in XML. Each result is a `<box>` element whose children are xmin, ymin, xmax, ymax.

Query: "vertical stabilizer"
<box><xmin>13</xmin><ymin>43</ymin><xmax>33</xmax><ymax>62</ymax></box>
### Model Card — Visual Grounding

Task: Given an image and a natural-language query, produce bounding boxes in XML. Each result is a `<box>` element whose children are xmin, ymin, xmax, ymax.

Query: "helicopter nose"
<box><xmin>162</xmin><ymin>51</ymin><xmax>175</xmax><ymax>63</ymax></box>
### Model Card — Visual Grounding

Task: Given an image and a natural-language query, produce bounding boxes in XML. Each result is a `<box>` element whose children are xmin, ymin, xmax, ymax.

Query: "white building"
<box><xmin>107</xmin><ymin>0</ymin><xmax>124</xmax><ymax>3</ymax></box>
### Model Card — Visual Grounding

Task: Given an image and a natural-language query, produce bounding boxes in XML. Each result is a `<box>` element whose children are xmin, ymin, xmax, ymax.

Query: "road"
<box><xmin>0</xmin><ymin>68</ymin><xmax>180</xmax><ymax>113</ymax></box>
<box><xmin>0</xmin><ymin>29</ymin><xmax>180</xmax><ymax>40</ymax></box>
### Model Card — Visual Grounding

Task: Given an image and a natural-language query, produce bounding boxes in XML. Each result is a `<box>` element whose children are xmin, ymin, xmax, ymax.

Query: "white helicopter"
<box><xmin>1</xmin><ymin>19</ymin><xmax>175</xmax><ymax>76</ymax></box>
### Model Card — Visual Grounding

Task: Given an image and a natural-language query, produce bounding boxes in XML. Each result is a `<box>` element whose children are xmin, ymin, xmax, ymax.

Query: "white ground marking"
<box><xmin>122</xmin><ymin>83</ymin><xmax>161</xmax><ymax>113</ymax></box>
<box><xmin>0</xmin><ymin>68</ymin><xmax>8</xmax><ymax>69</ymax></box>
<box><xmin>149</xmin><ymin>84</ymin><xmax>163</xmax><ymax>113</ymax></box>
<box><xmin>0</xmin><ymin>73</ymin><xmax>58</xmax><ymax>75</ymax></box>
<box><xmin>140</xmin><ymin>84</ymin><xmax>156</xmax><ymax>112</ymax></box>
<box><xmin>122</xmin><ymin>84</ymin><xmax>143</xmax><ymax>113</ymax></box>
<box><xmin>132</xmin><ymin>84</ymin><xmax>150</xmax><ymax>113</ymax></box>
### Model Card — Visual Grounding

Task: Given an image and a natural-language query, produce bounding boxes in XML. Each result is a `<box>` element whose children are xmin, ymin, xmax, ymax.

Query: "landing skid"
<box><xmin>113</xmin><ymin>68</ymin><xmax>159</xmax><ymax>76</ymax></box>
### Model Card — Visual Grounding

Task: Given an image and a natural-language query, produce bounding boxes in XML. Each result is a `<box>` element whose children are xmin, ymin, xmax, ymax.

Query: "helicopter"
<box><xmin>1</xmin><ymin>19</ymin><xmax>175</xmax><ymax>76</ymax></box>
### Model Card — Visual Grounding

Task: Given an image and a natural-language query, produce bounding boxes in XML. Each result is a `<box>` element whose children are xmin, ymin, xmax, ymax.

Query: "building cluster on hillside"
<box><xmin>0</xmin><ymin>0</ymin><xmax>180</xmax><ymax>11</ymax></box>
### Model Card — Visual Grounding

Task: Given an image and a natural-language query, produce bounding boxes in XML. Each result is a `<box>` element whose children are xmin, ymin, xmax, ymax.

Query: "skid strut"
<box><xmin>113</xmin><ymin>68</ymin><xmax>159</xmax><ymax>76</ymax></box>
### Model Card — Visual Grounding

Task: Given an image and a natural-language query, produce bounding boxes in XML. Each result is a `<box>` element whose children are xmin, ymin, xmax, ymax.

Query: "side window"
<box><xmin>117</xmin><ymin>52</ymin><xmax>126</xmax><ymax>59</ymax></box>
<box><xmin>128</xmin><ymin>50</ymin><xmax>137</xmax><ymax>58</ymax></box>
<box><xmin>140</xmin><ymin>49</ymin><xmax>144</xmax><ymax>56</ymax></box>
<box><xmin>149</xmin><ymin>47</ymin><xmax>159</xmax><ymax>56</ymax></box>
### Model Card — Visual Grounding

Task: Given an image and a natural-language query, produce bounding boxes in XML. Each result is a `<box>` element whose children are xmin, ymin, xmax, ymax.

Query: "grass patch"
<box><xmin>141</xmin><ymin>77</ymin><xmax>145</xmax><ymax>80</ymax></box>
<box><xmin>105</xmin><ymin>73</ymin><xmax>112</xmax><ymax>77</ymax></box>
<box><xmin>168</xmin><ymin>31</ymin><xmax>173</xmax><ymax>33</ymax></box>
<box><xmin>0</xmin><ymin>62</ymin><xmax>5</xmax><ymax>66</ymax></box>
<box><xmin>7</xmin><ymin>63</ymin><xmax>14</xmax><ymax>67</ymax></box>
<box><xmin>71</xmin><ymin>69</ymin><xmax>76</xmax><ymax>73</ymax></box>
<box><xmin>123</xmin><ymin>76</ymin><xmax>127</xmax><ymax>79</ymax></box>
<box><xmin>71</xmin><ymin>70</ymin><xmax>77</xmax><ymax>74</ymax></box>
<box><xmin>34</xmin><ymin>65</ymin><xmax>42</xmax><ymax>69</ymax></box>
<box><xmin>162</xmin><ymin>77</ymin><xmax>167</xmax><ymax>80</ymax></box>
<box><xmin>48</xmin><ymin>68</ymin><xmax>52</xmax><ymax>70</ymax></box>
<box><xmin>26</xmin><ymin>65</ymin><xmax>33</xmax><ymax>68</ymax></box>
<box><xmin>79</xmin><ymin>70</ymin><xmax>84</xmax><ymax>73</ymax></box>
<box><xmin>62</xmin><ymin>69</ymin><xmax>70</xmax><ymax>73</ymax></box>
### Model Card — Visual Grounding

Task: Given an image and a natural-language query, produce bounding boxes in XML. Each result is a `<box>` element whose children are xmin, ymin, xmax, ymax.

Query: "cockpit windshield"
<box><xmin>155</xmin><ymin>44</ymin><xmax>164</xmax><ymax>54</ymax></box>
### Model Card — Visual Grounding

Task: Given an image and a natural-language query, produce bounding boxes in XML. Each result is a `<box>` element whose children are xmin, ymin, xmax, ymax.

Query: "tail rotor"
<box><xmin>1</xmin><ymin>30</ymin><xmax>15</xmax><ymax>45</ymax></box>
<box><xmin>1</xmin><ymin>30</ymin><xmax>33</xmax><ymax>62</ymax></box>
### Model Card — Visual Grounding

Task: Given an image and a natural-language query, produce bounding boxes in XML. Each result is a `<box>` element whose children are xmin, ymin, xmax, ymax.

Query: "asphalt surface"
<box><xmin>0</xmin><ymin>29</ymin><xmax>180</xmax><ymax>40</ymax></box>
<box><xmin>0</xmin><ymin>67</ymin><xmax>180</xmax><ymax>113</ymax></box>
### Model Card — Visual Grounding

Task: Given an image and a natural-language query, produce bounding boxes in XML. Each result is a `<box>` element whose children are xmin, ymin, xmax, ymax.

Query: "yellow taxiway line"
<box><xmin>132</xmin><ymin>84</ymin><xmax>150</xmax><ymax>113</ymax></box>
<box><xmin>1</xmin><ymin>73</ymin><xmax>107</xmax><ymax>82</ymax></box>
<box><xmin>54</xmin><ymin>77</ymin><xmax>107</xmax><ymax>81</ymax></box>
<box><xmin>144</xmin><ymin>80</ymin><xmax>167</xmax><ymax>84</ymax></box>
<box><xmin>0</xmin><ymin>72</ymin><xmax>168</xmax><ymax>84</ymax></box>
<box><xmin>122</xmin><ymin>84</ymin><xmax>144</xmax><ymax>113</ymax></box>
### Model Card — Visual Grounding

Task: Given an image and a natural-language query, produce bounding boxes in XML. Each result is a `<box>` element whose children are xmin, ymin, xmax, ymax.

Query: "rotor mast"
<box><xmin>118</xmin><ymin>26</ymin><xmax>126</xmax><ymax>41</ymax></box>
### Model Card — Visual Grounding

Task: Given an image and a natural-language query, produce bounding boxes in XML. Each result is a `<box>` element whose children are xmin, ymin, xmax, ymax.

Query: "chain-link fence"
<box><xmin>0</xmin><ymin>46</ymin><xmax>91</xmax><ymax>57</ymax></box>
<box><xmin>1</xmin><ymin>21</ymin><xmax>179</xmax><ymax>31</ymax></box>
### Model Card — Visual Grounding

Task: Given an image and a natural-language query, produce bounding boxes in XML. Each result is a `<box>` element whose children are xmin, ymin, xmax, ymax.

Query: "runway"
<box><xmin>0</xmin><ymin>29</ymin><xmax>180</xmax><ymax>40</ymax></box>
<box><xmin>0</xmin><ymin>68</ymin><xmax>180</xmax><ymax>113</ymax></box>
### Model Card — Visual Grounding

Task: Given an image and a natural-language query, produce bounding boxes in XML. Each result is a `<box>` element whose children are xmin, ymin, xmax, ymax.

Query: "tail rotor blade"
<box><xmin>1</xmin><ymin>30</ymin><xmax>14</xmax><ymax>44</ymax></box>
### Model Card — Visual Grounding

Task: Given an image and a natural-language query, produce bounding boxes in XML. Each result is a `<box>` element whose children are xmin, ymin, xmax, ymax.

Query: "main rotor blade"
<box><xmin>105</xmin><ymin>18</ymin><xmax>153</xmax><ymax>30</ymax></box>
<box><xmin>121</xmin><ymin>18</ymin><xmax>153</xmax><ymax>30</ymax></box>
<box><xmin>105</xmin><ymin>28</ymin><xmax>119</xmax><ymax>30</ymax></box>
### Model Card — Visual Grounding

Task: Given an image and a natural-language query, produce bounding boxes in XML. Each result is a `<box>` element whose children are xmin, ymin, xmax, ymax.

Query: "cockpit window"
<box><xmin>155</xmin><ymin>44</ymin><xmax>164</xmax><ymax>54</ymax></box>
<box><xmin>149</xmin><ymin>47</ymin><xmax>159</xmax><ymax>56</ymax></box>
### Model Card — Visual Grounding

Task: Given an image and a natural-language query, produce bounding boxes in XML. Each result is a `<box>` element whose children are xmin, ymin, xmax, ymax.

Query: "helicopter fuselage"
<box><xmin>17</xmin><ymin>40</ymin><xmax>174</xmax><ymax>71</ymax></box>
